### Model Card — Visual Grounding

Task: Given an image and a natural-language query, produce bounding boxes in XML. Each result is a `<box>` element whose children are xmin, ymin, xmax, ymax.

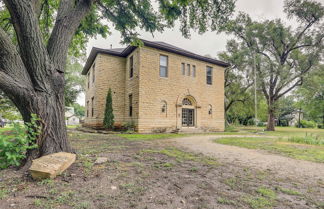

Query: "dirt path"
<box><xmin>168</xmin><ymin>135</ymin><xmax>324</xmax><ymax>181</ymax></box>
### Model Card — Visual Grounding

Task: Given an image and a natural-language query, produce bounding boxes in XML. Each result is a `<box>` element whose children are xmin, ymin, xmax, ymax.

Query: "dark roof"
<box><xmin>82</xmin><ymin>39</ymin><xmax>229</xmax><ymax>75</ymax></box>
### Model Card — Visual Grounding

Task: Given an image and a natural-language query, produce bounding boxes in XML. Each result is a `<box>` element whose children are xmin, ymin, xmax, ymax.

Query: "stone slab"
<box><xmin>29</xmin><ymin>152</ymin><xmax>76</xmax><ymax>180</ymax></box>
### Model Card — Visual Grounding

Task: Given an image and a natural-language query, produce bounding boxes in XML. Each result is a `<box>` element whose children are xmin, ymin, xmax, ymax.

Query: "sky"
<box><xmin>77</xmin><ymin>0</ymin><xmax>298</xmax><ymax>105</ymax></box>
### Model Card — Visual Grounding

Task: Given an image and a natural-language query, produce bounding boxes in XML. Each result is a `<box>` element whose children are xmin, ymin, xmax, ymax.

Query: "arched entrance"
<box><xmin>181</xmin><ymin>96</ymin><xmax>196</xmax><ymax>127</ymax></box>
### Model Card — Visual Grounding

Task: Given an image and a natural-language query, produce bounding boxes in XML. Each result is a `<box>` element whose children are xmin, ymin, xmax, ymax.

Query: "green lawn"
<box><xmin>0</xmin><ymin>126</ymin><xmax>14</xmax><ymax>134</ymax></box>
<box><xmin>213</xmin><ymin>127</ymin><xmax>324</xmax><ymax>163</ymax></box>
<box><xmin>236</xmin><ymin>126</ymin><xmax>324</xmax><ymax>138</ymax></box>
<box><xmin>118</xmin><ymin>133</ymin><xmax>188</xmax><ymax>141</ymax></box>
<box><xmin>66</xmin><ymin>125</ymin><xmax>80</xmax><ymax>129</ymax></box>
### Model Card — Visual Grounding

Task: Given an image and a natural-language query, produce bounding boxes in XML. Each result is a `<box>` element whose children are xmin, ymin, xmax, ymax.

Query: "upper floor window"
<box><xmin>187</xmin><ymin>64</ymin><xmax>190</xmax><ymax>76</ymax></box>
<box><xmin>181</xmin><ymin>63</ymin><xmax>185</xmax><ymax>75</ymax></box>
<box><xmin>160</xmin><ymin>55</ymin><xmax>168</xmax><ymax>77</ymax></box>
<box><xmin>129</xmin><ymin>94</ymin><xmax>133</xmax><ymax>117</ymax></box>
<box><xmin>129</xmin><ymin>56</ymin><xmax>134</xmax><ymax>78</ymax></box>
<box><xmin>92</xmin><ymin>63</ymin><xmax>95</xmax><ymax>83</ymax></box>
<box><xmin>206</xmin><ymin>66</ymin><xmax>213</xmax><ymax>85</ymax></box>
<box><xmin>192</xmin><ymin>65</ymin><xmax>196</xmax><ymax>77</ymax></box>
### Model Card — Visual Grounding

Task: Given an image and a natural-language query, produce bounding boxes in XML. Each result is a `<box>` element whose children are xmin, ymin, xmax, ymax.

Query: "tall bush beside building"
<box><xmin>103</xmin><ymin>88</ymin><xmax>114</xmax><ymax>130</ymax></box>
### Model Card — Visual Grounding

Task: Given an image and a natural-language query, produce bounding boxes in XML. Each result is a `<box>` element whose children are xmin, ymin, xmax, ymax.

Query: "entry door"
<box><xmin>182</xmin><ymin>108</ymin><xmax>195</xmax><ymax>127</ymax></box>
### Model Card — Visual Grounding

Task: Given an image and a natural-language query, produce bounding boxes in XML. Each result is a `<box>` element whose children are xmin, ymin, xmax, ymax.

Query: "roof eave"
<box><xmin>82</xmin><ymin>41</ymin><xmax>230</xmax><ymax>75</ymax></box>
<box><xmin>141</xmin><ymin>40</ymin><xmax>229</xmax><ymax>67</ymax></box>
<box><xmin>82</xmin><ymin>46</ymin><xmax>138</xmax><ymax>75</ymax></box>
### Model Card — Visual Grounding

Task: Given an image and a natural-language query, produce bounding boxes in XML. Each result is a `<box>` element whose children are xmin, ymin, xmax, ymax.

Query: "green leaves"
<box><xmin>103</xmin><ymin>88</ymin><xmax>114</xmax><ymax>130</ymax></box>
<box><xmin>0</xmin><ymin>114</ymin><xmax>40</xmax><ymax>169</ymax></box>
<box><xmin>284</xmin><ymin>0</ymin><xmax>324</xmax><ymax>23</ymax></box>
<box><xmin>1</xmin><ymin>0</ymin><xmax>235</xmax><ymax>57</ymax></box>
<box><xmin>64</xmin><ymin>58</ymin><xmax>85</xmax><ymax>106</ymax></box>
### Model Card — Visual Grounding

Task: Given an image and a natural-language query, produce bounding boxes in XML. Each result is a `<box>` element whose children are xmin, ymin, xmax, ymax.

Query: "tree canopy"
<box><xmin>221</xmin><ymin>0</ymin><xmax>324</xmax><ymax>131</ymax></box>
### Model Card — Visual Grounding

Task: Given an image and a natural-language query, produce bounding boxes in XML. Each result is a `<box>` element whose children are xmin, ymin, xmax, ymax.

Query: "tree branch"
<box><xmin>284</xmin><ymin>20</ymin><xmax>317</xmax><ymax>58</ymax></box>
<box><xmin>0</xmin><ymin>27</ymin><xmax>33</xmax><ymax>89</ymax></box>
<box><xmin>225</xmin><ymin>99</ymin><xmax>246</xmax><ymax>112</ymax></box>
<box><xmin>47</xmin><ymin>0</ymin><xmax>94</xmax><ymax>71</ymax></box>
<box><xmin>3</xmin><ymin>0</ymin><xmax>50</xmax><ymax>91</ymax></box>
<box><xmin>276</xmin><ymin>79</ymin><xmax>302</xmax><ymax>100</ymax></box>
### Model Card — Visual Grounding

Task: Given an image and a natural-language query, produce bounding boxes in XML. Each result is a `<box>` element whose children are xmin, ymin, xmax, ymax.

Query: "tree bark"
<box><xmin>19</xmin><ymin>90</ymin><xmax>73</xmax><ymax>169</ymax></box>
<box><xmin>266</xmin><ymin>102</ymin><xmax>276</xmax><ymax>131</ymax></box>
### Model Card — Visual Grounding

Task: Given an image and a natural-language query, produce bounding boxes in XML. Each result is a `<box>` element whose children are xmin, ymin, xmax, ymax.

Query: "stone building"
<box><xmin>82</xmin><ymin>40</ymin><xmax>229</xmax><ymax>133</ymax></box>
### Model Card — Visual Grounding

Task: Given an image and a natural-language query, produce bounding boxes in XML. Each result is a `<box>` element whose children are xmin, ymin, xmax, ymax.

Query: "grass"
<box><xmin>66</xmin><ymin>125</ymin><xmax>80</xmax><ymax>129</ymax></box>
<box><xmin>141</xmin><ymin>147</ymin><xmax>219</xmax><ymax>166</ymax></box>
<box><xmin>243</xmin><ymin>186</ymin><xmax>277</xmax><ymax>209</ymax></box>
<box><xmin>214</xmin><ymin>137</ymin><xmax>324</xmax><ymax>163</ymax></box>
<box><xmin>256</xmin><ymin>187</ymin><xmax>277</xmax><ymax>199</ymax></box>
<box><xmin>0</xmin><ymin>189</ymin><xmax>8</xmax><ymax>199</ymax></box>
<box><xmin>243</xmin><ymin>196</ymin><xmax>273</xmax><ymax>209</ymax></box>
<box><xmin>0</xmin><ymin>127</ymin><xmax>13</xmax><ymax>134</ymax></box>
<box><xmin>119</xmin><ymin>133</ymin><xmax>188</xmax><ymax>141</ymax></box>
<box><xmin>118</xmin><ymin>126</ymin><xmax>323</xmax><ymax>142</ymax></box>
<box><xmin>238</xmin><ymin>126</ymin><xmax>324</xmax><ymax>138</ymax></box>
<box><xmin>276</xmin><ymin>186</ymin><xmax>301</xmax><ymax>196</ymax></box>
<box><xmin>217</xmin><ymin>197</ymin><xmax>237</xmax><ymax>205</ymax></box>
<box><xmin>287</xmin><ymin>135</ymin><xmax>324</xmax><ymax>145</ymax></box>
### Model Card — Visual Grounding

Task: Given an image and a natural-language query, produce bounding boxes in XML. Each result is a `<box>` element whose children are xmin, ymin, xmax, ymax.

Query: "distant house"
<box><xmin>82</xmin><ymin>39</ymin><xmax>229</xmax><ymax>133</ymax></box>
<box><xmin>65</xmin><ymin>107</ymin><xmax>80</xmax><ymax>126</ymax></box>
<box><xmin>289</xmin><ymin>110</ymin><xmax>303</xmax><ymax>127</ymax></box>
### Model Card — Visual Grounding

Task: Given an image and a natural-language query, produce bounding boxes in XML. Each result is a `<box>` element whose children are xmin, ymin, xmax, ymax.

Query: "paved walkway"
<box><xmin>168</xmin><ymin>135</ymin><xmax>324</xmax><ymax>180</ymax></box>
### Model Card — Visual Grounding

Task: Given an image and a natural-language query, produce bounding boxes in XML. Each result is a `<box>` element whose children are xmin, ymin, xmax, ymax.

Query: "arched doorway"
<box><xmin>181</xmin><ymin>96</ymin><xmax>196</xmax><ymax>127</ymax></box>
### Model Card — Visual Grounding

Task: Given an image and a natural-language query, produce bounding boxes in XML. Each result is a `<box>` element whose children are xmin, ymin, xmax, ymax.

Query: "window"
<box><xmin>87</xmin><ymin>72</ymin><xmax>90</xmax><ymax>89</ymax></box>
<box><xmin>161</xmin><ymin>101</ymin><xmax>167</xmax><ymax>113</ymax></box>
<box><xmin>159</xmin><ymin>55</ymin><xmax>168</xmax><ymax>77</ymax></box>
<box><xmin>86</xmin><ymin>101</ymin><xmax>89</xmax><ymax>117</ymax></box>
<box><xmin>181</xmin><ymin>63</ymin><xmax>185</xmax><ymax>75</ymax></box>
<box><xmin>192</xmin><ymin>65</ymin><xmax>196</xmax><ymax>77</ymax></box>
<box><xmin>187</xmin><ymin>64</ymin><xmax>190</xmax><ymax>76</ymax></box>
<box><xmin>208</xmin><ymin>105</ymin><xmax>212</xmax><ymax>115</ymax></box>
<box><xmin>129</xmin><ymin>94</ymin><xmax>133</xmax><ymax>117</ymax></box>
<box><xmin>92</xmin><ymin>63</ymin><xmax>95</xmax><ymax>83</ymax></box>
<box><xmin>129</xmin><ymin>56</ymin><xmax>134</xmax><ymax>78</ymax></box>
<box><xmin>91</xmin><ymin>97</ymin><xmax>94</xmax><ymax>117</ymax></box>
<box><xmin>182</xmin><ymin>98</ymin><xmax>192</xmax><ymax>106</ymax></box>
<box><xmin>206</xmin><ymin>66</ymin><xmax>213</xmax><ymax>85</ymax></box>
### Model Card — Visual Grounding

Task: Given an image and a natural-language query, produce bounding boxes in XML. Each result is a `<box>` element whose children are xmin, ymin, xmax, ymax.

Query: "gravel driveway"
<box><xmin>168</xmin><ymin>135</ymin><xmax>324</xmax><ymax>181</ymax></box>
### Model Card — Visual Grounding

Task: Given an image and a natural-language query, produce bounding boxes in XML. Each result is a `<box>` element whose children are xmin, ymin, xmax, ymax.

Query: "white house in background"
<box><xmin>65</xmin><ymin>107</ymin><xmax>80</xmax><ymax>126</ymax></box>
<box><xmin>289</xmin><ymin>110</ymin><xmax>303</xmax><ymax>127</ymax></box>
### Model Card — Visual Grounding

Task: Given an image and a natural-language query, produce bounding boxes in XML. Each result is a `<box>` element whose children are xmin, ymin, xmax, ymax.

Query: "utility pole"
<box><xmin>253</xmin><ymin>53</ymin><xmax>258</xmax><ymax>129</ymax></box>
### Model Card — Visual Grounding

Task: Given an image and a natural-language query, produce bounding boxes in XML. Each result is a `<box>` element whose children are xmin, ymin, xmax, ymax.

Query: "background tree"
<box><xmin>294</xmin><ymin>64</ymin><xmax>324</xmax><ymax>127</ymax></box>
<box><xmin>0</xmin><ymin>0</ymin><xmax>235</xmax><ymax>165</ymax></box>
<box><xmin>225</xmin><ymin>90</ymin><xmax>268</xmax><ymax>126</ymax></box>
<box><xmin>72</xmin><ymin>103</ymin><xmax>85</xmax><ymax>118</ymax></box>
<box><xmin>103</xmin><ymin>88</ymin><xmax>114</xmax><ymax>130</ymax></box>
<box><xmin>276</xmin><ymin>95</ymin><xmax>296</xmax><ymax>127</ymax></box>
<box><xmin>218</xmin><ymin>40</ymin><xmax>254</xmax><ymax>124</ymax></box>
<box><xmin>223</xmin><ymin>0</ymin><xmax>324</xmax><ymax>131</ymax></box>
<box><xmin>65</xmin><ymin>57</ymin><xmax>85</xmax><ymax>107</ymax></box>
<box><xmin>0</xmin><ymin>91</ymin><xmax>21</xmax><ymax>121</ymax></box>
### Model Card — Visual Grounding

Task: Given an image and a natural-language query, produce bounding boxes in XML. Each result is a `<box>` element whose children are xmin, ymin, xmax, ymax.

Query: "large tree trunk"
<box><xmin>13</xmin><ymin>85</ymin><xmax>73</xmax><ymax>168</ymax></box>
<box><xmin>0</xmin><ymin>0</ymin><xmax>93</xmax><ymax>169</ymax></box>
<box><xmin>266</xmin><ymin>103</ymin><xmax>276</xmax><ymax>131</ymax></box>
